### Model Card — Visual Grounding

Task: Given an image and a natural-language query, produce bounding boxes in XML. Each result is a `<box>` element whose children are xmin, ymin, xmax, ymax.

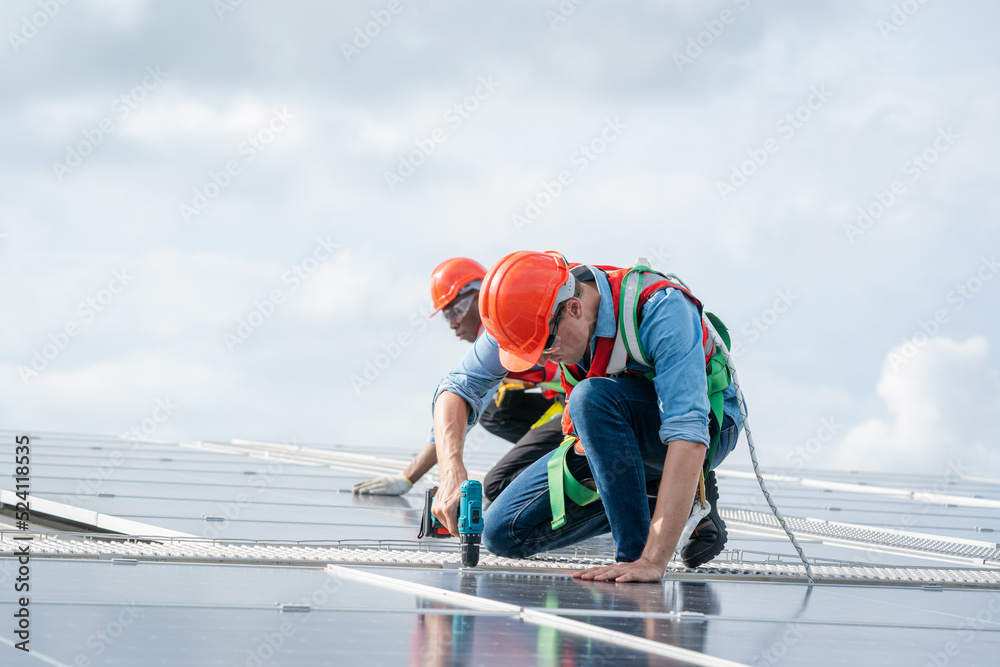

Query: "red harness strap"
<box><xmin>558</xmin><ymin>266</ymin><xmax>712</xmax><ymax>436</ymax></box>
<box><xmin>508</xmin><ymin>362</ymin><xmax>562</xmax><ymax>399</ymax></box>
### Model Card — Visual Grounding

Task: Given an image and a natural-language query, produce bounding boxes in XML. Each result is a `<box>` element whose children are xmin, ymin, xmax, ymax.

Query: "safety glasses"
<box><xmin>542</xmin><ymin>304</ymin><xmax>565</xmax><ymax>354</ymax></box>
<box><xmin>442</xmin><ymin>292</ymin><xmax>476</xmax><ymax>325</ymax></box>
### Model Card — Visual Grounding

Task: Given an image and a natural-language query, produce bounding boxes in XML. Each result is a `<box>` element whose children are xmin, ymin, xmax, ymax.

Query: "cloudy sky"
<box><xmin>3</xmin><ymin>0</ymin><xmax>998</xmax><ymax>479</ymax></box>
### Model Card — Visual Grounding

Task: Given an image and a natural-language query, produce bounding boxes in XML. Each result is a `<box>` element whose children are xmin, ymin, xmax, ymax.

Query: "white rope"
<box><xmin>703</xmin><ymin>315</ymin><xmax>816</xmax><ymax>583</ymax></box>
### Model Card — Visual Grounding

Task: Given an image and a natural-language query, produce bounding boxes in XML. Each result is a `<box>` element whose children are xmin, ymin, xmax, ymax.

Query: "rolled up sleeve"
<box><xmin>637</xmin><ymin>289</ymin><xmax>711</xmax><ymax>447</ymax></box>
<box><xmin>432</xmin><ymin>333</ymin><xmax>508</xmax><ymax>426</ymax></box>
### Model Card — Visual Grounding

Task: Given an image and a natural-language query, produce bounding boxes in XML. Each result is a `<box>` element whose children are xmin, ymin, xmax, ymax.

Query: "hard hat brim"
<box><xmin>498</xmin><ymin>346</ymin><xmax>543</xmax><ymax>373</ymax></box>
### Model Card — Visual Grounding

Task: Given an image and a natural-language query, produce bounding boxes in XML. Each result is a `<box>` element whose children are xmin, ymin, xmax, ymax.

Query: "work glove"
<box><xmin>353</xmin><ymin>473</ymin><xmax>413</xmax><ymax>496</ymax></box>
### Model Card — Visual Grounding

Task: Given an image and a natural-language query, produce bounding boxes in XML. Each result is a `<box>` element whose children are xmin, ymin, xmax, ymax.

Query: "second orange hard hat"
<box><xmin>430</xmin><ymin>258</ymin><xmax>487</xmax><ymax>314</ymax></box>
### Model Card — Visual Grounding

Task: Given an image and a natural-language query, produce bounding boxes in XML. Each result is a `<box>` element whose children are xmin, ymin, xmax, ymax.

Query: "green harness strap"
<box><xmin>546</xmin><ymin>270</ymin><xmax>735</xmax><ymax>529</ymax></box>
<box><xmin>547</xmin><ymin>436</ymin><xmax>600</xmax><ymax>529</ymax></box>
<box><xmin>558</xmin><ymin>363</ymin><xmax>578</xmax><ymax>388</ymax></box>
<box><xmin>704</xmin><ymin>311</ymin><xmax>732</xmax><ymax>473</ymax></box>
<box><xmin>538</xmin><ymin>380</ymin><xmax>565</xmax><ymax>393</ymax></box>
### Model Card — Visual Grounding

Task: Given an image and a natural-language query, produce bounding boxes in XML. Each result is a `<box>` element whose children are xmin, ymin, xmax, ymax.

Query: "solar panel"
<box><xmin>2</xmin><ymin>431</ymin><xmax>999</xmax><ymax>666</ymax></box>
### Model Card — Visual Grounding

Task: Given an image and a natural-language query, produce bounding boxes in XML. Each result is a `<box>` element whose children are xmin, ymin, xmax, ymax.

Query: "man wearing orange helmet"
<box><xmin>430</xmin><ymin>251</ymin><xmax>743</xmax><ymax>582</ymax></box>
<box><xmin>353</xmin><ymin>257</ymin><xmax>565</xmax><ymax>501</ymax></box>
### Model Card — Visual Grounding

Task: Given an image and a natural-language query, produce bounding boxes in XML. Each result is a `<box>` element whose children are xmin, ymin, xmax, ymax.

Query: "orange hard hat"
<box><xmin>430</xmin><ymin>258</ymin><xmax>487</xmax><ymax>314</ymax></box>
<box><xmin>480</xmin><ymin>250</ymin><xmax>576</xmax><ymax>372</ymax></box>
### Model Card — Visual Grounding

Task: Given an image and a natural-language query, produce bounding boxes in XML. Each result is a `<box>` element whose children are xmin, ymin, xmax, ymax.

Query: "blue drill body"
<box><xmin>458</xmin><ymin>480</ymin><xmax>484</xmax><ymax>537</ymax></box>
<box><xmin>419</xmin><ymin>479</ymin><xmax>484</xmax><ymax>567</ymax></box>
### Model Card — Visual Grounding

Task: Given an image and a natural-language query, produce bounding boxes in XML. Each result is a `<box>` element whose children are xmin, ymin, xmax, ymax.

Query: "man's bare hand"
<box><xmin>431</xmin><ymin>467</ymin><xmax>467</xmax><ymax>536</ymax></box>
<box><xmin>573</xmin><ymin>557</ymin><xmax>666</xmax><ymax>583</ymax></box>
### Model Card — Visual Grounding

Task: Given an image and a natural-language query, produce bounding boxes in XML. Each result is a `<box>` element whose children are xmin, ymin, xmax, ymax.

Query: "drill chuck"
<box><xmin>460</xmin><ymin>534</ymin><xmax>481</xmax><ymax>568</ymax></box>
<box><xmin>458</xmin><ymin>480</ymin><xmax>484</xmax><ymax>568</ymax></box>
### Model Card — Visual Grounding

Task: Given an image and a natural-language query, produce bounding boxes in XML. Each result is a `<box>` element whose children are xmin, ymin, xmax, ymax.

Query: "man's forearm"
<box><xmin>430</xmin><ymin>390</ymin><xmax>473</xmax><ymax>535</ymax></box>
<box><xmin>404</xmin><ymin>442</ymin><xmax>438</xmax><ymax>483</ymax></box>
<box><xmin>433</xmin><ymin>390</ymin><xmax>471</xmax><ymax>478</ymax></box>
<box><xmin>640</xmin><ymin>440</ymin><xmax>706</xmax><ymax>567</ymax></box>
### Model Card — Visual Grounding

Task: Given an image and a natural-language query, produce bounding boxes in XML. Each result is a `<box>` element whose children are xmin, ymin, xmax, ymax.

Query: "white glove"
<box><xmin>353</xmin><ymin>473</ymin><xmax>413</xmax><ymax>496</ymax></box>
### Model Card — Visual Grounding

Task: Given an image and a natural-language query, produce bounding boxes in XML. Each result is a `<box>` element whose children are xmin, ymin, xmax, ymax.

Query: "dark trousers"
<box><xmin>479</xmin><ymin>393</ymin><xmax>566</xmax><ymax>502</ymax></box>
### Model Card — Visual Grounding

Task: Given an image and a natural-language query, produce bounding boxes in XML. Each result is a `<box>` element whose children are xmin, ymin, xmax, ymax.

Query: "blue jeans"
<box><xmin>482</xmin><ymin>376</ymin><xmax>741</xmax><ymax>563</ymax></box>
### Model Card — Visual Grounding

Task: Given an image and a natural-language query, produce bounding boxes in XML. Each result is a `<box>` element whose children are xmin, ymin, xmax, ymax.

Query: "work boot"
<box><xmin>680</xmin><ymin>470</ymin><xmax>728</xmax><ymax>568</ymax></box>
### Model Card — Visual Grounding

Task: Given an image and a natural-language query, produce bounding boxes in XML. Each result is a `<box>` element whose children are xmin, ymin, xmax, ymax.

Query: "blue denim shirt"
<box><xmin>433</xmin><ymin>266</ymin><xmax>742</xmax><ymax>446</ymax></box>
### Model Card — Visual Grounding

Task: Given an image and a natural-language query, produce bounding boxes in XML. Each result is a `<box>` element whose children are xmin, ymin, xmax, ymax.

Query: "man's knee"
<box><xmin>568</xmin><ymin>377</ymin><xmax>604</xmax><ymax>409</ymax></box>
<box><xmin>568</xmin><ymin>377</ymin><xmax>626</xmax><ymax>436</ymax></box>
<box><xmin>569</xmin><ymin>375</ymin><xmax>635</xmax><ymax>409</ymax></box>
<box><xmin>482</xmin><ymin>519</ymin><xmax>522</xmax><ymax>559</ymax></box>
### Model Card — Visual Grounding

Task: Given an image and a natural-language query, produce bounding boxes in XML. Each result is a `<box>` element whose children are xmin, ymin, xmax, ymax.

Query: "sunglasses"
<box><xmin>543</xmin><ymin>303</ymin><xmax>565</xmax><ymax>354</ymax></box>
<box><xmin>442</xmin><ymin>292</ymin><xmax>476</xmax><ymax>325</ymax></box>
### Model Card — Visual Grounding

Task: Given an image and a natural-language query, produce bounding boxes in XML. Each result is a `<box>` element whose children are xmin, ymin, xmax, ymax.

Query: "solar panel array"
<box><xmin>1</xmin><ymin>430</ymin><xmax>998</xmax><ymax>666</ymax></box>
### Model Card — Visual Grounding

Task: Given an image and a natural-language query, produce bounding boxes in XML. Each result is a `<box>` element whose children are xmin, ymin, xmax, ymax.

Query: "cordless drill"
<box><xmin>418</xmin><ymin>479</ymin><xmax>484</xmax><ymax>567</ymax></box>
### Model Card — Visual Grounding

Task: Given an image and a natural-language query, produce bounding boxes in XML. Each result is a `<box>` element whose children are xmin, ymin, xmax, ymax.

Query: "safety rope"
<box><xmin>702</xmin><ymin>316</ymin><xmax>815</xmax><ymax>584</ymax></box>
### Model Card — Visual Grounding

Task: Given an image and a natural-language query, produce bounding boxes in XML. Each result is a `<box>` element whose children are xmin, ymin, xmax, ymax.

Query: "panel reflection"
<box><xmin>409</xmin><ymin>573</ymin><xmax>722</xmax><ymax>666</ymax></box>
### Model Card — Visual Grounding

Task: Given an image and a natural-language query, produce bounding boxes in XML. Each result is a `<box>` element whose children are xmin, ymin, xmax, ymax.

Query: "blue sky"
<box><xmin>3</xmin><ymin>0</ymin><xmax>999</xmax><ymax>477</ymax></box>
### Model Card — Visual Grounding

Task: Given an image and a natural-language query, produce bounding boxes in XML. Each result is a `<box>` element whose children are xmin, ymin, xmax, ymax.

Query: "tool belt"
<box><xmin>494</xmin><ymin>378</ymin><xmax>532</xmax><ymax>409</ymax></box>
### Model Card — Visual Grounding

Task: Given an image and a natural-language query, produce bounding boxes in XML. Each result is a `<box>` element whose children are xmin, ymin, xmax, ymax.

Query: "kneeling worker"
<box><xmin>430</xmin><ymin>251</ymin><xmax>743</xmax><ymax>582</ymax></box>
<box><xmin>353</xmin><ymin>257</ymin><xmax>565</xmax><ymax>502</ymax></box>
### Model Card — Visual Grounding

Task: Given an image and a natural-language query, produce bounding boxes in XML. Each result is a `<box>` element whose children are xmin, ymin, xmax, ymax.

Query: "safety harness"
<box><xmin>546</xmin><ymin>262</ymin><xmax>733</xmax><ymax>529</ymax></box>
<box><xmin>496</xmin><ymin>362</ymin><xmax>565</xmax><ymax>406</ymax></box>
<box><xmin>494</xmin><ymin>363</ymin><xmax>566</xmax><ymax>427</ymax></box>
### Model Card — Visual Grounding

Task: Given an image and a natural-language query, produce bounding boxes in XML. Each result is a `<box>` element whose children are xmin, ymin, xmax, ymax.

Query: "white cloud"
<box><xmin>289</xmin><ymin>249</ymin><xmax>429</xmax><ymax>321</ymax></box>
<box><xmin>131</xmin><ymin>251</ymin><xmax>281</xmax><ymax>337</ymax></box>
<box><xmin>83</xmin><ymin>0</ymin><xmax>150</xmax><ymax>29</ymax></box>
<box><xmin>2</xmin><ymin>0</ymin><xmax>997</xmax><ymax>455</ymax></box>
<box><xmin>830</xmin><ymin>336</ymin><xmax>1000</xmax><ymax>477</ymax></box>
<box><xmin>3</xmin><ymin>354</ymin><xmax>239</xmax><ymax>440</ymax></box>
